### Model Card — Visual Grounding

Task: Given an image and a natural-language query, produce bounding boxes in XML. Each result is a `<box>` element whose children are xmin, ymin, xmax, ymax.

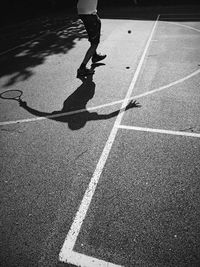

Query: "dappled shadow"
<box><xmin>0</xmin><ymin>17</ymin><xmax>87</xmax><ymax>87</ymax></box>
<box><xmin>1</xmin><ymin>4</ymin><xmax>199</xmax><ymax>88</ymax></box>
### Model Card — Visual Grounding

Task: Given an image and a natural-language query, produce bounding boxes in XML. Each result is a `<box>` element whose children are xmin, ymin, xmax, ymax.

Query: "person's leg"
<box><xmin>90</xmin><ymin>14</ymin><xmax>106</xmax><ymax>64</ymax></box>
<box><xmin>77</xmin><ymin>14</ymin><xmax>106</xmax><ymax>76</ymax></box>
<box><xmin>77</xmin><ymin>15</ymin><xmax>97</xmax><ymax>76</ymax></box>
<box><xmin>79</xmin><ymin>40</ymin><xmax>106</xmax><ymax>70</ymax></box>
<box><xmin>80</xmin><ymin>43</ymin><xmax>98</xmax><ymax>68</ymax></box>
<box><xmin>77</xmin><ymin>43</ymin><xmax>98</xmax><ymax>76</ymax></box>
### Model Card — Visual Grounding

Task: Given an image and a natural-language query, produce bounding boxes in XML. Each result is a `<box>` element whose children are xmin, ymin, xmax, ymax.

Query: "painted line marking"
<box><xmin>68</xmin><ymin>251</ymin><xmax>123</xmax><ymax>267</ymax></box>
<box><xmin>118</xmin><ymin>125</ymin><xmax>200</xmax><ymax>138</ymax></box>
<box><xmin>59</xmin><ymin>15</ymin><xmax>160</xmax><ymax>266</ymax></box>
<box><xmin>1</xmin><ymin>68</ymin><xmax>200</xmax><ymax>127</ymax></box>
<box><xmin>160</xmin><ymin>13</ymin><xmax>200</xmax><ymax>15</ymax></box>
<box><xmin>161</xmin><ymin>18</ymin><xmax>200</xmax><ymax>21</ymax></box>
<box><xmin>166</xmin><ymin>21</ymin><xmax>200</xmax><ymax>33</ymax></box>
<box><xmin>0</xmin><ymin>12</ymin><xmax>198</xmax><ymax>267</ymax></box>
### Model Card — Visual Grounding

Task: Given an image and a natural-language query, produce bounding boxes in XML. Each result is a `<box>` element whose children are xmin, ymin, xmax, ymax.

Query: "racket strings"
<box><xmin>0</xmin><ymin>90</ymin><xmax>22</xmax><ymax>99</ymax></box>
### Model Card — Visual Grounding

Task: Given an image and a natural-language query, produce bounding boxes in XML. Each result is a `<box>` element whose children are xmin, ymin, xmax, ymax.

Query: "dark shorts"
<box><xmin>79</xmin><ymin>14</ymin><xmax>101</xmax><ymax>45</ymax></box>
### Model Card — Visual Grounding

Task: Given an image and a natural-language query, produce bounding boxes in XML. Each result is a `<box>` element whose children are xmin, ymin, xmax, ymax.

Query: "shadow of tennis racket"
<box><xmin>0</xmin><ymin>90</ymin><xmax>25</xmax><ymax>106</ymax></box>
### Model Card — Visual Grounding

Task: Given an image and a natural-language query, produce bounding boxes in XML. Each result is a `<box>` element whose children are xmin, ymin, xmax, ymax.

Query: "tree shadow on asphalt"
<box><xmin>1</xmin><ymin>4</ymin><xmax>199</xmax><ymax>88</ymax></box>
<box><xmin>0</xmin><ymin>17</ymin><xmax>87</xmax><ymax>87</ymax></box>
<box><xmin>19</xmin><ymin>64</ymin><xmax>141</xmax><ymax>130</ymax></box>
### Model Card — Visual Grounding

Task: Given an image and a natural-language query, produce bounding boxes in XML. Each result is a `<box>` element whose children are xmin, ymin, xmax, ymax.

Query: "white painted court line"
<box><xmin>167</xmin><ymin>21</ymin><xmax>200</xmax><ymax>33</ymax></box>
<box><xmin>118</xmin><ymin>125</ymin><xmax>200</xmax><ymax>138</ymax></box>
<box><xmin>161</xmin><ymin>17</ymin><xmax>200</xmax><ymax>20</ymax></box>
<box><xmin>128</xmin><ymin>68</ymin><xmax>200</xmax><ymax>101</ymax></box>
<box><xmin>59</xmin><ymin>15</ymin><xmax>160</xmax><ymax>266</ymax></box>
<box><xmin>160</xmin><ymin>13</ymin><xmax>200</xmax><ymax>15</ymax></box>
<box><xmin>1</xmin><ymin>68</ymin><xmax>200</xmax><ymax>127</ymax></box>
<box><xmin>67</xmin><ymin>251</ymin><xmax>123</xmax><ymax>267</ymax></box>
<box><xmin>0</xmin><ymin>102</ymin><xmax>121</xmax><ymax>126</ymax></box>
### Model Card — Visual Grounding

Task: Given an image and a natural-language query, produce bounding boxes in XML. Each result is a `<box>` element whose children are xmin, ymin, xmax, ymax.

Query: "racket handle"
<box><xmin>19</xmin><ymin>100</ymin><xmax>27</xmax><ymax>107</ymax></box>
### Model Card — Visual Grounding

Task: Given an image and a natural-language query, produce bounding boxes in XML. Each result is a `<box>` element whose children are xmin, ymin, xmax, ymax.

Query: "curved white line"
<box><xmin>166</xmin><ymin>21</ymin><xmax>200</xmax><ymax>33</ymax></box>
<box><xmin>131</xmin><ymin>68</ymin><xmax>200</xmax><ymax>100</ymax></box>
<box><xmin>1</xmin><ymin>69</ymin><xmax>200</xmax><ymax>126</ymax></box>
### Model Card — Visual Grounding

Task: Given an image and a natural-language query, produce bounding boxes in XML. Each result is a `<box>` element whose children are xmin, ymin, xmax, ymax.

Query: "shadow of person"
<box><xmin>56</xmin><ymin>73</ymin><xmax>96</xmax><ymax>129</ymax></box>
<box><xmin>59</xmin><ymin>74</ymin><xmax>96</xmax><ymax>115</ymax></box>
<box><xmin>20</xmin><ymin>66</ymin><xmax>141</xmax><ymax>130</ymax></box>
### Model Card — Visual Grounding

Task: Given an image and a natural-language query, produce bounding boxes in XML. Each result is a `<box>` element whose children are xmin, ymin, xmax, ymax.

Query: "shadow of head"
<box><xmin>62</xmin><ymin>73</ymin><xmax>96</xmax><ymax>113</ymax></box>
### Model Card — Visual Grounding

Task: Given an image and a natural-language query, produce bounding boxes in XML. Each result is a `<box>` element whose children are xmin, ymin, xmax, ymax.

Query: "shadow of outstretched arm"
<box><xmin>20</xmin><ymin>99</ymin><xmax>141</xmax><ymax>130</ymax></box>
<box><xmin>89</xmin><ymin>100</ymin><xmax>141</xmax><ymax>121</ymax></box>
<box><xmin>20</xmin><ymin>101</ymin><xmax>52</xmax><ymax>117</ymax></box>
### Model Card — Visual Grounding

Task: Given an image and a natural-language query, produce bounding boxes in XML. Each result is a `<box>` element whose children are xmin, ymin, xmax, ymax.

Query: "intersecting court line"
<box><xmin>59</xmin><ymin>15</ymin><xmax>160</xmax><ymax>267</ymax></box>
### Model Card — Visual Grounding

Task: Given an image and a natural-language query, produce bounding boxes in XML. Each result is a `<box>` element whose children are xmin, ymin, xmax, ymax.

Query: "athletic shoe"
<box><xmin>77</xmin><ymin>67</ymin><xmax>95</xmax><ymax>77</ymax></box>
<box><xmin>92</xmin><ymin>53</ymin><xmax>107</xmax><ymax>63</ymax></box>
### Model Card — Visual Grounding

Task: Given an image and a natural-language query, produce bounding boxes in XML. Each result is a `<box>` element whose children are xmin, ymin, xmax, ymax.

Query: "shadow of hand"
<box><xmin>126</xmin><ymin>100</ymin><xmax>141</xmax><ymax>110</ymax></box>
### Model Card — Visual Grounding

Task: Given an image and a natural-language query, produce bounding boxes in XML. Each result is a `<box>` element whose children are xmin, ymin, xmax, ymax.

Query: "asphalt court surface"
<box><xmin>74</xmin><ymin>132</ymin><xmax>200</xmax><ymax>267</ymax></box>
<box><xmin>123</xmin><ymin>18</ymin><xmax>200</xmax><ymax>133</ymax></box>
<box><xmin>1</xmin><ymin>10</ymin><xmax>200</xmax><ymax>267</ymax></box>
<box><xmin>59</xmin><ymin>14</ymin><xmax>200</xmax><ymax>267</ymax></box>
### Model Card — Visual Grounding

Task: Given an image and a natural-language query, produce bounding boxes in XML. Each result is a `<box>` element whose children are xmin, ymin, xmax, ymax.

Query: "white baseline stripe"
<box><xmin>69</xmin><ymin>251</ymin><xmax>123</xmax><ymax>267</ymax></box>
<box><xmin>118</xmin><ymin>125</ymin><xmax>200</xmax><ymax>138</ymax></box>
<box><xmin>59</xmin><ymin>15</ymin><xmax>160</xmax><ymax>265</ymax></box>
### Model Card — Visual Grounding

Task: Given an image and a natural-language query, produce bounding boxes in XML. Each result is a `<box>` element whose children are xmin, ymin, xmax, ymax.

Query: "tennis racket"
<box><xmin>0</xmin><ymin>90</ymin><xmax>24</xmax><ymax>105</ymax></box>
